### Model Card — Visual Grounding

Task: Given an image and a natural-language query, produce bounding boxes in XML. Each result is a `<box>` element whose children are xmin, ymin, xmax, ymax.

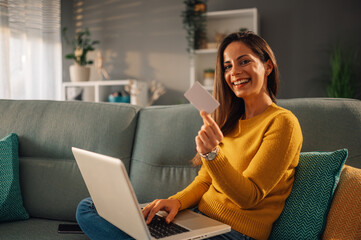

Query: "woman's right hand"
<box><xmin>141</xmin><ymin>198</ymin><xmax>181</xmax><ymax>224</ymax></box>
<box><xmin>196</xmin><ymin>111</ymin><xmax>223</xmax><ymax>155</ymax></box>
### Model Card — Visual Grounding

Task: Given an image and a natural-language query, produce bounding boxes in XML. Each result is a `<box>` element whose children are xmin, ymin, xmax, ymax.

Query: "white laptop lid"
<box><xmin>72</xmin><ymin>147</ymin><xmax>231</xmax><ymax>240</ymax></box>
<box><xmin>73</xmin><ymin>147</ymin><xmax>151</xmax><ymax>239</ymax></box>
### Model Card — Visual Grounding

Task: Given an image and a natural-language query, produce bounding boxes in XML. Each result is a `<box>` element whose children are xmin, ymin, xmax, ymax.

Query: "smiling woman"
<box><xmin>76</xmin><ymin>31</ymin><xmax>303</xmax><ymax>240</ymax></box>
<box><xmin>213</xmin><ymin>31</ymin><xmax>280</xmax><ymax>135</ymax></box>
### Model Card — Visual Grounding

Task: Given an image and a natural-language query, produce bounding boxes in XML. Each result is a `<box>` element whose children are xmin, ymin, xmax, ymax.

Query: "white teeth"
<box><xmin>233</xmin><ymin>79</ymin><xmax>250</xmax><ymax>85</ymax></box>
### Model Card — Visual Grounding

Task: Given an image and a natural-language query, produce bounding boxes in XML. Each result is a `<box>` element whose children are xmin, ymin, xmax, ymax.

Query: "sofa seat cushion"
<box><xmin>0</xmin><ymin>133</ymin><xmax>29</xmax><ymax>222</ymax></box>
<box><xmin>0</xmin><ymin>218</ymin><xmax>89</xmax><ymax>240</ymax></box>
<box><xmin>322</xmin><ymin>165</ymin><xmax>361</xmax><ymax>239</ymax></box>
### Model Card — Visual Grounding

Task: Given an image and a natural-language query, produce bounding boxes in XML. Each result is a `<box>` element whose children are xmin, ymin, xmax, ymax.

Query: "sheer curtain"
<box><xmin>0</xmin><ymin>0</ymin><xmax>61</xmax><ymax>100</ymax></box>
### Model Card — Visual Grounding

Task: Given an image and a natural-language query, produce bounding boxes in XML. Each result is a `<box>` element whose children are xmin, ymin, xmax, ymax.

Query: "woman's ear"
<box><xmin>264</xmin><ymin>59</ymin><xmax>273</xmax><ymax>76</ymax></box>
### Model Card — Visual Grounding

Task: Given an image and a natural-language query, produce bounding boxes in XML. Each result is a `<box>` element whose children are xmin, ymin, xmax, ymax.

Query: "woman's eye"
<box><xmin>224</xmin><ymin>65</ymin><xmax>232</xmax><ymax>71</ymax></box>
<box><xmin>240</xmin><ymin>59</ymin><xmax>250</xmax><ymax>65</ymax></box>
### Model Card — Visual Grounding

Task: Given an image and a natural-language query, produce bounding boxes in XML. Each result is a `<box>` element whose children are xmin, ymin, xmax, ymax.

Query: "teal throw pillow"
<box><xmin>269</xmin><ymin>149</ymin><xmax>348</xmax><ymax>240</ymax></box>
<box><xmin>0</xmin><ymin>133</ymin><xmax>29</xmax><ymax>222</ymax></box>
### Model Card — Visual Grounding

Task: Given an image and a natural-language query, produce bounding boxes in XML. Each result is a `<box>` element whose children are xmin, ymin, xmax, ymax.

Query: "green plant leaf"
<box><xmin>65</xmin><ymin>53</ymin><xmax>75</xmax><ymax>59</ymax></box>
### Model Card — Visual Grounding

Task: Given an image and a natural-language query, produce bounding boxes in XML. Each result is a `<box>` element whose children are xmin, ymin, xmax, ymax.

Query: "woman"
<box><xmin>76</xmin><ymin>31</ymin><xmax>303</xmax><ymax>240</ymax></box>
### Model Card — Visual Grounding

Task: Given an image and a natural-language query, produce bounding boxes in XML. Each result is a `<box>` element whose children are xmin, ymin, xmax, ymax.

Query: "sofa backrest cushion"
<box><xmin>278</xmin><ymin>98</ymin><xmax>361</xmax><ymax>168</ymax></box>
<box><xmin>130</xmin><ymin>105</ymin><xmax>202</xmax><ymax>203</ymax></box>
<box><xmin>0</xmin><ymin>100</ymin><xmax>140</xmax><ymax>221</ymax></box>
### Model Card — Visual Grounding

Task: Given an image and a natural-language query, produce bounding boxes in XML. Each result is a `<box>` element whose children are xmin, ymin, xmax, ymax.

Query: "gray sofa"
<box><xmin>0</xmin><ymin>98</ymin><xmax>360</xmax><ymax>240</ymax></box>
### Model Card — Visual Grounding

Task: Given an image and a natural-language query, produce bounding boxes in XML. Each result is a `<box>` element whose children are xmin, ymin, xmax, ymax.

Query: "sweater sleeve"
<box><xmin>202</xmin><ymin>113</ymin><xmax>303</xmax><ymax>209</ymax></box>
<box><xmin>169</xmin><ymin>164</ymin><xmax>212</xmax><ymax>210</ymax></box>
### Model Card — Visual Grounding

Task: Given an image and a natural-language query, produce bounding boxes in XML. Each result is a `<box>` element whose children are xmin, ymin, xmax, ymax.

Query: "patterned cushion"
<box><xmin>322</xmin><ymin>165</ymin><xmax>361</xmax><ymax>239</ymax></box>
<box><xmin>0</xmin><ymin>133</ymin><xmax>29</xmax><ymax>222</ymax></box>
<box><xmin>269</xmin><ymin>149</ymin><xmax>348</xmax><ymax>240</ymax></box>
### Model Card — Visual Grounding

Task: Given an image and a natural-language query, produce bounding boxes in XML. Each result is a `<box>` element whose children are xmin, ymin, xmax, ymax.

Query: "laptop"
<box><xmin>72</xmin><ymin>147</ymin><xmax>231</xmax><ymax>240</ymax></box>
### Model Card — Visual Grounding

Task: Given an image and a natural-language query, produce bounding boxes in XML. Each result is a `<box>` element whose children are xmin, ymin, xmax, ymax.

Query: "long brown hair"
<box><xmin>192</xmin><ymin>31</ymin><xmax>279</xmax><ymax>166</ymax></box>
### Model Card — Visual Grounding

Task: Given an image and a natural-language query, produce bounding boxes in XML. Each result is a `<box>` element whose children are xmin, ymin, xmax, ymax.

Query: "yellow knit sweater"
<box><xmin>170</xmin><ymin>103</ymin><xmax>303</xmax><ymax>240</ymax></box>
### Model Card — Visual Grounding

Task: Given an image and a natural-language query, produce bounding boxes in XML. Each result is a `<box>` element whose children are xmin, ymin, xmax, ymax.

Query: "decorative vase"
<box><xmin>69</xmin><ymin>64</ymin><xmax>90</xmax><ymax>82</ymax></box>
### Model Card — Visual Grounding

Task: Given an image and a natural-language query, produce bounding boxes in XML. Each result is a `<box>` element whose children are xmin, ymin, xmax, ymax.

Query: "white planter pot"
<box><xmin>69</xmin><ymin>64</ymin><xmax>90</xmax><ymax>82</ymax></box>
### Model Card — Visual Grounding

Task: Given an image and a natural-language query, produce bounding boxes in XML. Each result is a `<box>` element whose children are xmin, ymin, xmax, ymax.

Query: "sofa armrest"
<box><xmin>322</xmin><ymin>164</ymin><xmax>361</xmax><ymax>239</ymax></box>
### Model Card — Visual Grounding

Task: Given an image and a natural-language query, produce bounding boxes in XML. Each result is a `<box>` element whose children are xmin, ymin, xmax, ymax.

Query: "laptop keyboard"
<box><xmin>148</xmin><ymin>215</ymin><xmax>189</xmax><ymax>239</ymax></box>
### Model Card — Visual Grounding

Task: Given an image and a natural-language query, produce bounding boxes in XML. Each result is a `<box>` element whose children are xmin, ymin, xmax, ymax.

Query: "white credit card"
<box><xmin>184</xmin><ymin>81</ymin><xmax>220</xmax><ymax>114</ymax></box>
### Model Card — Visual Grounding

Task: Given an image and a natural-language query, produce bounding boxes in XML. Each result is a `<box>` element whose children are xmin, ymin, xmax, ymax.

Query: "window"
<box><xmin>0</xmin><ymin>0</ymin><xmax>61</xmax><ymax>100</ymax></box>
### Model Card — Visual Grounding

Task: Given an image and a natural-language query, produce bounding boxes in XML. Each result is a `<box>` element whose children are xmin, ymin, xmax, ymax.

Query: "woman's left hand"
<box><xmin>196</xmin><ymin>111</ymin><xmax>223</xmax><ymax>155</ymax></box>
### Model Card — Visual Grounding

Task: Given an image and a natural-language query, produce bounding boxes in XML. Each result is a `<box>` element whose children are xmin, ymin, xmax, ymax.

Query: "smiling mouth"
<box><xmin>233</xmin><ymin>79</ymin><xmax>250</xmax><ymax>86</ymax></box>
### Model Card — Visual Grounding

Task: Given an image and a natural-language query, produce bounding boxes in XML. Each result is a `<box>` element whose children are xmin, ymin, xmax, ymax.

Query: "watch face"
<box><xmin>207</xmin><ymin>151</ymin><xmax>217</xmax><ymax>160</ymax></box>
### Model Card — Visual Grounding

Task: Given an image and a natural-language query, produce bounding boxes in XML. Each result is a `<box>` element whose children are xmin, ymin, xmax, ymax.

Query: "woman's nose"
<box><xmin>231</xmin><ymin>65</ymin><xmax>241</xmax><ymax>76</ymax></box>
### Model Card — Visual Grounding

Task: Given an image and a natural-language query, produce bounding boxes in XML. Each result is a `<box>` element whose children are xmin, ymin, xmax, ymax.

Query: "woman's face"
<box><xmin>223</xmin><ymin>41</ymin><xmax>272</xmax><ymax>101</ymax></box>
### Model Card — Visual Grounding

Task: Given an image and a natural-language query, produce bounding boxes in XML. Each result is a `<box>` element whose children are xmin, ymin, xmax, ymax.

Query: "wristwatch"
<box><xmin>199</xmin><ymin>146</ymin><xmax>219</xmax><ymax>161</ymax></box>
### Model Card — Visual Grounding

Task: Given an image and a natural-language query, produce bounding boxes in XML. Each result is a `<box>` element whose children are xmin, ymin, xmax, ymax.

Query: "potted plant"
<box><xmin>327</xmin><ymin>44</ymin><xmax>356</xmax><ymax>98</ymax></box>
<box><xmin>62</xmin><ymin>27</ymin><xmax>100</xmax><ymax>82</ymax></box>
<box><xmin>181</xmin><ymin>0</ymin><xmax>207</xmax><ymax>52</ymax></box>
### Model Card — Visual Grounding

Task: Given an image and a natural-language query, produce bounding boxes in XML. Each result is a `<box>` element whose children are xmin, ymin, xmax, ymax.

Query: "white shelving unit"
<box><xmin>62</xmin><ymin>80</ymin><xmax>148</xmax><ymax>107</ymax></box>
<box><xmin>190</xmin><ymin>8</ymin><xmax>259</xmax><ymax>91</ymax></box>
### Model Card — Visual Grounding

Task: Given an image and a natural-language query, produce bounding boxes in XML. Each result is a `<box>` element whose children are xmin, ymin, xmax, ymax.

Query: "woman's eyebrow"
<box><xmin>224</xmin><ymin>54</ymin><xmax>248</xmax><ymax>64</ymax></box>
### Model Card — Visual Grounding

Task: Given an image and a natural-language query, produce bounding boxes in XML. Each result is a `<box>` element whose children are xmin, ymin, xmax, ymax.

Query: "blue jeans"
<box><xmin>76</xmin><ymin>197</ymin><xmax>255</xmax><ymax>240</ymax></box>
